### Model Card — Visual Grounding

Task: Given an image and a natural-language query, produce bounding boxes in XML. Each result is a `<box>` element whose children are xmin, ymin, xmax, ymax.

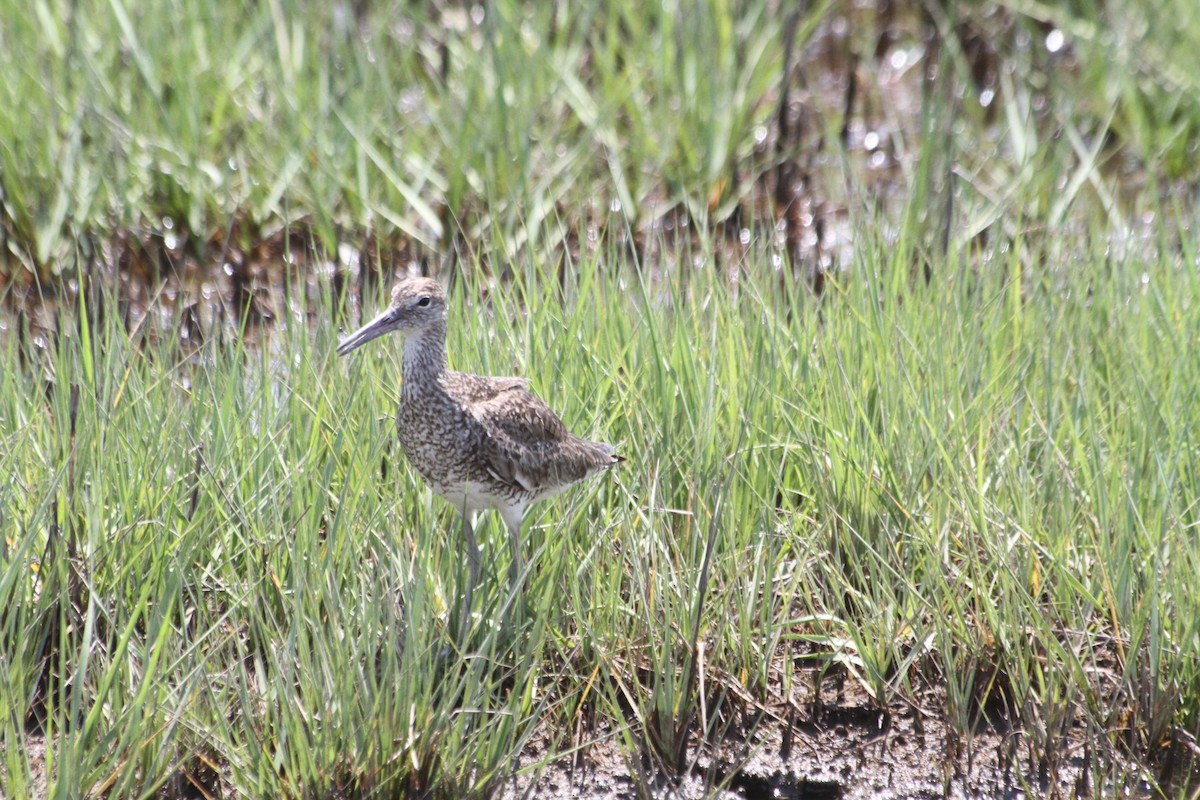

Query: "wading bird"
<box><xmin>337</xmin><ymin>278</ymin><xmax>622</xmax><ymax>607</ymax></box>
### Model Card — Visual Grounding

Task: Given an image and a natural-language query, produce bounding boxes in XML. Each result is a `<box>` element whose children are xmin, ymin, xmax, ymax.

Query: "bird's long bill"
<box><xmin>336</xmin><ymin>308</ymin><xmax>398</xmax><ymax>356</ymax></box>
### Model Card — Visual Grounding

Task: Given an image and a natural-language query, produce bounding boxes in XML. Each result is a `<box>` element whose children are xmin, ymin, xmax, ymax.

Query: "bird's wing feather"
<box><xmin>446</xmin><ymin>371</ymin><xmax>528</xmax><ymax>404</ymax></box>
<box><xmin>467</xmin><ymin>385</ymin><xmax>580</xmax><ymax>492</ymax></box>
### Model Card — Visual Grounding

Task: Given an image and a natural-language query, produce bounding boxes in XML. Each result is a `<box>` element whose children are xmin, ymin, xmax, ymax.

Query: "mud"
<box><xmin>14</xmin><ymin>677</ymin><xmax>1171</xmax><ymax>798</ymax></box>
<box><xmin>510</xmin><ymin>682</ymin><xmax>1159</xmax><ymax>800</ymax></box>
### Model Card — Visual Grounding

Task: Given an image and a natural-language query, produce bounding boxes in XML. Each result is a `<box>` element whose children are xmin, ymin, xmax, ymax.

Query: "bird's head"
<box><xmin>336</xmin><ymin>277</ymin><xmax>447</xmax><ymax>356</ymax></box>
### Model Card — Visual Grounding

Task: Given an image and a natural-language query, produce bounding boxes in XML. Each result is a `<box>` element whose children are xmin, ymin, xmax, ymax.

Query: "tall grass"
<box><xmin>3</xmin><ymin>227</ymin><xmax>1198</xmax><ymax>794</ymax></box>
<box><xmin>2</xmin><ymin>0</ymin><xmax>1198</xmax><ymax>271</ymax></box>
<box><xmin>2</xmin><ymin>0</ymin><xmax>1200</xmax><ymax>796</ymax></box>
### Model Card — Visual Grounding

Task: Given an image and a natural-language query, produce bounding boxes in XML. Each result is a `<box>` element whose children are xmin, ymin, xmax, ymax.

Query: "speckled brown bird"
<box><xmin>337</xmin><ymin>277</ymin><xmax>622</xmax><ymax>602</ymax></box>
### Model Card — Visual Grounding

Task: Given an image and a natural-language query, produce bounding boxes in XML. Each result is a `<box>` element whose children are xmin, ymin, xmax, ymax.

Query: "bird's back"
<box><xmin>398</xmin><ymin>370</ymin><xmax>620</xmax><ymax>509</ymax></box>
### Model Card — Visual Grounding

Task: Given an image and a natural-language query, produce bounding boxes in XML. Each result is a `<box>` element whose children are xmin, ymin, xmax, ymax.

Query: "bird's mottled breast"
<box><xmin>395</xmin><ymin>387</ymin><xmax>488</xmax><ymax>488</ymax></box>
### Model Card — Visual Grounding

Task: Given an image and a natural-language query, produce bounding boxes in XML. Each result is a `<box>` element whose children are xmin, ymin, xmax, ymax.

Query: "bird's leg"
<box><xmin>507</xmin><ymin>521</ymin><xmax>523</xmax><ymax>589</ymax></box>
<box><xmin>461</xmin><ymin>512</ymin><xmax>481</xmax><ymax>614</ymax></box>
<box><xmin>499</xmin><ymin>512</ymin><xmax>530</xmax><ymax>623</ymax></box>
<box><xmin>500</xmin><ymin>507</ymin><xmax>525</xmax><ymax>591</ymax></box>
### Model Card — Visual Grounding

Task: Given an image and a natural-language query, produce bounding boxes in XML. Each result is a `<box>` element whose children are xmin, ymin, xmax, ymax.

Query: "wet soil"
<box><xmin>17</xmin><ymin>675</ymin><xmax>1166</xmax><ymax>799</ymax></box>
<box><xmin>509</xmin><ymin>679</ymin><xmax>1157</xmax><ymax>799</ymax></box>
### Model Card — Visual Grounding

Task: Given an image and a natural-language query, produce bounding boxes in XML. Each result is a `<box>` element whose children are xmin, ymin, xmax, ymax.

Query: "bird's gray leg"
<box><xmin>462</xmin><ymin>512</ymin><xmax>481</xmax><ymax>613</ymax></box>
<box><xmin>500</xmin><ymin>507</ymin><xmax>525</xmax><ymax>590</ymax></box>
<box><xmin>507</xmin><ymin>521</ymin><xmax>523</xmax><ymax>588</ymax></box>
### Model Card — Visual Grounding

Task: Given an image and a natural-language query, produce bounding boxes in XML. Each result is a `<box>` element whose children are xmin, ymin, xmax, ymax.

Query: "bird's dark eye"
<box><xmin>417</xmin><ymin>296</ymin><xmax>431</xmax><ymax>308</ymax></box>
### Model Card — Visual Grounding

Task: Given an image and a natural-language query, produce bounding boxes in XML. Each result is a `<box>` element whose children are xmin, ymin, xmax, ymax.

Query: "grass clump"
<box><xmin>3</xmin><ymin>234</ymin><xmax>1199</xmax><ymax>795</ymax></box>
<box><xmin>2</xmin><ymin>0</ymin><xmax>1199</xmax><ymax>274</ymax></box>
<box><xmin>2</xmin><ymin>0</ymin><xmax>1200</xmax><ymax>796</ymax></box>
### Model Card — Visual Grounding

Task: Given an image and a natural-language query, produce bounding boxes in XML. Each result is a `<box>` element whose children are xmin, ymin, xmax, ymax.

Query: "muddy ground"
<box><xmin>506</xmin><ymin>673</ymin><xmax>1165</xmax><ymax>800</ymax></box>
<box><xmin>19</xmin><ymin>679</ymin><xmax>1166</xmax><ymax>799</ymax></box>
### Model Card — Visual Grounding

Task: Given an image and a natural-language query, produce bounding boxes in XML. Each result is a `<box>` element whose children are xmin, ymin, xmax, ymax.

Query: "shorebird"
<box><xmin>337</xmin><ymin>277</ymin><xmax>622</xmax><ymax>605</ymax></box>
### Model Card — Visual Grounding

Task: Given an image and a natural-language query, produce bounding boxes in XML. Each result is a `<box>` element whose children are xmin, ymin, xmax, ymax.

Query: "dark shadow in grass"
<box><xmin>715</xmin><ymin>767</ymin><xmax>842</xmax><ymax>800</ymax></box>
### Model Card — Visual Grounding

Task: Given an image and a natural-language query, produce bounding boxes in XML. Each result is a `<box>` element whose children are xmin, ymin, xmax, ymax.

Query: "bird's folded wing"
<box><xmin>450</xmin><ymin>373</ymin><xmax>528</xmax><ymax>403</ymax></box>
<box><xmin>469</xmin><ymin>387</ymin><xmax>573</xmax><ymax>492</ymax></box>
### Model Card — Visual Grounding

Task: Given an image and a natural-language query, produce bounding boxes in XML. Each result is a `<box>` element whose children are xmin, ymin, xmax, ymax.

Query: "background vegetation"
<box><xmin>1</xmin><ymin>0</ymin><xmax>1198</xmax><ymax>797</ymax></box>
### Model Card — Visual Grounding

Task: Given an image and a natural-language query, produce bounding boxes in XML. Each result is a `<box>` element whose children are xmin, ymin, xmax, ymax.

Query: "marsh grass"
<box><xmin>2</xmin><ymin>0</ymin><xmax>1200</xmax><ymax>796</ymax></box>
<box><xmin>3</xmin><ymin>222</ymin><xmax>1199</xmax><ymax>795</ymax></box>
<box><xmin>3</xmin><ymin>0</ymin><xmax>1198</xmax><ymax>272</ymax></box>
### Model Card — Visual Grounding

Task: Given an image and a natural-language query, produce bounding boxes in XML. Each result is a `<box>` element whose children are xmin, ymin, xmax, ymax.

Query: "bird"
<box><xmin>337</xmin><ymin>277</ymin><xmax>622</xmax><ymax>607</ymax></box>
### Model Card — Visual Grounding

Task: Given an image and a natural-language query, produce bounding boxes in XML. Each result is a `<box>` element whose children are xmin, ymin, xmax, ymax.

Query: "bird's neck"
<box><xmin>401</xmin><ymin>326</ymin><xmax>447</xmax><ymax>392</ymax></box>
